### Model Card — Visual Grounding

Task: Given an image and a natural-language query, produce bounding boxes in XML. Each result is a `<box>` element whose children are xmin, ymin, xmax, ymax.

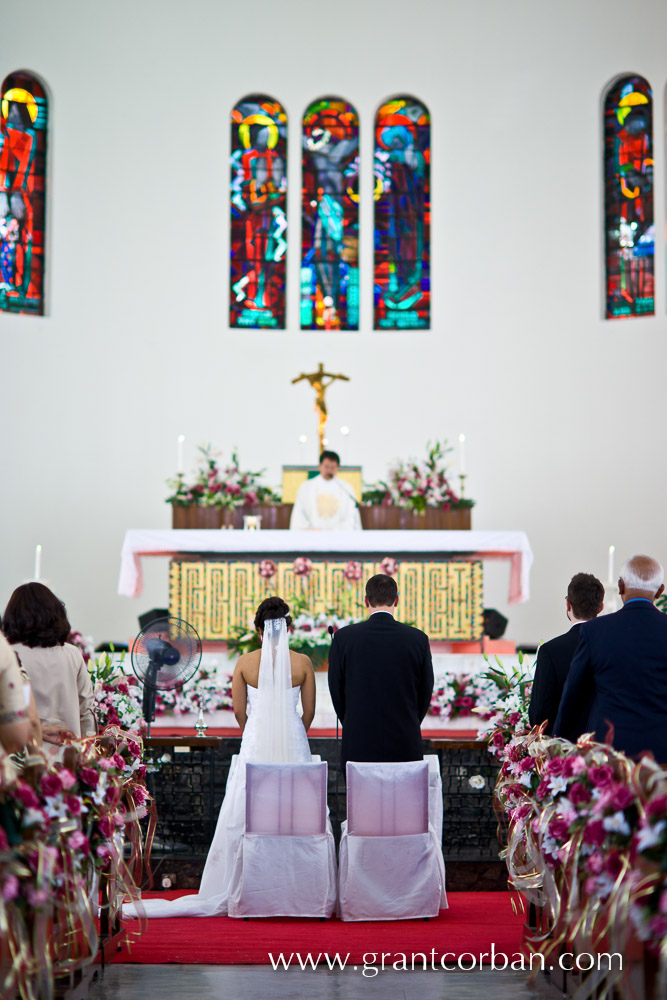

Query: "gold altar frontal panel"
<box><xmin>169</xmin><ymin>559</ymin><xmax>484</xmax><ymax>642</ymax></box>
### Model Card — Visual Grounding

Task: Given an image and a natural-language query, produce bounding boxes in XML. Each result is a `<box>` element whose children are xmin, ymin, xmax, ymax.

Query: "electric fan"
<box><xmin>131</xmin><ymin>617</ymin><xmax>202</xmax><ymax>735</ymax></box>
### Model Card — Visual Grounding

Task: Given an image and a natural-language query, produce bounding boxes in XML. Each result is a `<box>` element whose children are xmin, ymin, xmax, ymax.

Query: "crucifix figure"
<box><xmin>291</xmin><ymin>362</ymin><xmax>350</xmax><ymax>455</ymax></box>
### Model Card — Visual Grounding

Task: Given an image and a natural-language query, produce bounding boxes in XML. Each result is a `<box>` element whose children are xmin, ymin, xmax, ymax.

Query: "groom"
<box><xmin>328</xmin><ymin>574</ymin><xmax>434</xmax><ymax>768</ymax></box>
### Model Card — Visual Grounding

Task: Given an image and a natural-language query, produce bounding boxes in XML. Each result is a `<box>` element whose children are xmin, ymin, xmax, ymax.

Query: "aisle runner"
<box><xmin>115</xmin><ymin>892</ymin><xmax>525</xmax><ymax>965</ymax></box>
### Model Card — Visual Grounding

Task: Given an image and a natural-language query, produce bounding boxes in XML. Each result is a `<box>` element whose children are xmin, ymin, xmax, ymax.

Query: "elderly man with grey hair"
<box><xmin>554</xmin><ymin>554</ymin><xmax>667</xmax><ymax>763</ymax></box>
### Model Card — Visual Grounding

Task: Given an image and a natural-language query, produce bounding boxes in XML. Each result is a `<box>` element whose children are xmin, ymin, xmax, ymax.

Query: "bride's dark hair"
<box><xmin>254</xmin><ymin>596</ymin><xmax>292</xmax><ymax>631</ymax></box>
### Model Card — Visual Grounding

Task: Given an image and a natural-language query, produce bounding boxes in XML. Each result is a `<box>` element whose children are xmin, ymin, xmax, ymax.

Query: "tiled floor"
<box><xmin>89</xmin><ymin>964</ymin><xmax>565</xmax><ymax>1000</ymax></box>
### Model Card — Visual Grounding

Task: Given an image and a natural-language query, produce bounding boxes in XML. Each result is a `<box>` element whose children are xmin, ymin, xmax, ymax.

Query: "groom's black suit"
<box><xmin>327</xmin><ymin>611</ymin><xmax>434</xmax><ymax>768</ymax></box>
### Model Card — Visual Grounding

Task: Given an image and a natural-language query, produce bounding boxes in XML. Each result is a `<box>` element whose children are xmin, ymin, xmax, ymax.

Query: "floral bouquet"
<box><xmin>154</xmin><ymin>668</ymin><xmax>233</xmax><ymax>716</ymax></box>
<box><xmin>481</xmin><ymin>653</ymin><xmax>535</xmax><ymax>745</ymax></box>
<box><xmin>88</xmin><ymin>647</ymin><xmax>146</xmax><ymax>735</ymax></box>
<box><xmin>166</xmin><ymin>444</ymin><xmax>280</xmax><ymax>509</ymax></box>
<box><xmin>362</xmin><ymin>440</ymin><xmax>473</xmax><ymax>512</ymax></box>
<box><xmin>428</xmin><ymin>672</ymin><xmax>497</xmax><ymax>721</ymax></box>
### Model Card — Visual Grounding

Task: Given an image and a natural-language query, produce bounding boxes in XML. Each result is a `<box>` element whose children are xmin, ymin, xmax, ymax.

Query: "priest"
<box><xmin>290</xmin><ymin>451</ymin><xmax>362</xmax><ymax>531</ymax></box>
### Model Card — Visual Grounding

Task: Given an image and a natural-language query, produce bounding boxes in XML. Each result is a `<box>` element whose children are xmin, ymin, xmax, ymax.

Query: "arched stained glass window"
<box><xmin>604</xmin><ymin>76</ymin><xmax>654</xmax><ymax>318</ymax></box>
<box><xmin>230</xmin><ymin>95</ymin><xmax>287</xmax><ymax>328</ymax></box>
<box><xmin>0</xmin><ymin>71</ymin><xmax>48</xmax><ymax>316</ymax></box>
<box><xmin>301</xmin><ymin>97</ymin><xmax>359</xmax><ymax>330</ymax></box>
<box><xmin>374</xmin><ymin>96</ymin><xmax>430</xmax><ymax>330</ymax></box>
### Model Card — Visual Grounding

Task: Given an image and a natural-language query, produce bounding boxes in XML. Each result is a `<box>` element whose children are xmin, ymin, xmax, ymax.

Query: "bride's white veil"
<box><xmin>254</xmin><ymin>616</ymin><xmax>300</xmax><ymax>762</ymax></box>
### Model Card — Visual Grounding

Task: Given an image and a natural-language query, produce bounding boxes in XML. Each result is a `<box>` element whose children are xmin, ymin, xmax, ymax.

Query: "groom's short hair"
<box><xmin>366</xmin><ymin>574</ymin><xmax>398</xmax><ymax>607</ymax></box>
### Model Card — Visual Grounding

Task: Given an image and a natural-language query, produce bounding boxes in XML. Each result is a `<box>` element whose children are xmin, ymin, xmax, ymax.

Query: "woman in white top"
<box><xmin>2</xmin><ymin>583</ymin><xmax>96</xmax><ymax>744</ymax></box>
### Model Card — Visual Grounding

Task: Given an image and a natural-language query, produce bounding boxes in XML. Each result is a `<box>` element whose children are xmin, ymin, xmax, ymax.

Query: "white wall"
<box><xmin>2</xmin><ymin>0</ymin><xmax>666</xmax><ymax>646</ymax></box>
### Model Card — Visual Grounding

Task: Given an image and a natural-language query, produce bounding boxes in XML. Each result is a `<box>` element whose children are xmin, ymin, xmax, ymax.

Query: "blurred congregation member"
<box><xmin>529</xmin><ymin>572</ymin><xmax>604</xmax><ymax>734</ymax></box>
<box><xmin>554</xmin><ymin>555</ymin><xmax>667</xmax><ymax>763</ymax></box>
<box><xmin>2</xmin><ymin>583</ymin><xmax>96</xmax><ymax>746</ymax></box>
<box><xmin>0</xmin><ymin>631</ymin><xmax>32</xmax><ymax>755</ymax></box>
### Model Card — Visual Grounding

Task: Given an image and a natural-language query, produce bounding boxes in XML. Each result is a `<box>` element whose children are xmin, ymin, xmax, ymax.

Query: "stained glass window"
<box><xmin>604</xmin><ymin>76</ymin><xmax>654</xmax><ymax>319</ymax></box>
<box><xmin>301</xmin><ymin>97</ymin><xmax>359</xmax><ymax>330</ymax></box>
<box><xmin>230</xmin><ymin>95</ymin><xmax>287</xmax><ymax>328</ymax></box>
<box><xmin>0</xmin><ymin>71</ymin><xmax>48</xmax><ymax>316</ymax></box>
<box><xmin>374</xmin><ymin>96</ymin><xmax>430</xmax><ymax>330</ymax></box>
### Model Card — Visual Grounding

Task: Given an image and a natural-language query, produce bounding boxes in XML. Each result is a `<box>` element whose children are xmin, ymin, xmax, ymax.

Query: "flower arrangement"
<box><xmin>67</xmin><ymin>630</ymin><xmax>94</xmax><ymax>664</ymax></box>
<box><xmin>479</xmin><ymin>653</ymin><xmax>534</xmax><ymax>740</ymax></box>
<box><xmin>489</xmin><ymin>725</ymin><xmax>667</xmax><ymax>995</ymax></box>
<box><xmin>0</xmin><ymin>730</ymin><xmax>150</xmax><ymax>997</ymax></box>
<box><xmin>166</xmin><ymin>444</ymin><xmax>280</xmax><ymax>509</ymax></box>
<box><xmin>428</xmin><ymin>673</ymin><xmax>497</xmax><ymax>721</ymax></box>
<box><xmin>89</xmin><ymin>647</ymin><xmax>146</xmax><ymax>735</ymax></box>
<box><xmin>226</xmin><ymin>591</ymin><xmax>364</xmax><ymax>670</ymax></box>
<box><xmin>362</xmin><ymin>440</ymin><xmax>474</xmax><ymax>512</ymax></box>
<box><xmin>154</xmin><ymin>668</ymin><xmax>233</xmax><ymax>716</ymax></box>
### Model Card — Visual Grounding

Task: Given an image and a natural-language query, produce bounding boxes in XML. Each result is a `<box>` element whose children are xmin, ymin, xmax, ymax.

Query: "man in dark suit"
<box><xmin>528</xmin><ymin>572</ymin><xmax>604</xmax><ymax>734</ymax></box>
<box><xmin>554</xmin><ymin>554</ymin><xmax>667</xmax><ymax>763</ymax></box>
<box><xmin>327</xmin><ymin>573</ymin><xmax>433</xmax><ymax>767</ymax></box>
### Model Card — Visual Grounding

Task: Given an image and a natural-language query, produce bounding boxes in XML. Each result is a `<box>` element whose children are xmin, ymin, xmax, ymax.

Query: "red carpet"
<box><xmin>115</xmin><ymin>892</ymin><xmax>526</xmax><ymax>965</ymax></box>
<box><xmin>151</xmin><ymin>727</ymin><xmax>479</xmax><ymax>739</ymax></box>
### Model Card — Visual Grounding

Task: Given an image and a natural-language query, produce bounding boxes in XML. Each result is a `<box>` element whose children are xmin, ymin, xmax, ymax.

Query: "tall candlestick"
<box><xmin>34</xmin><ymin>544</ymin><xmax>42</xmax><ymax>582</ymax></box>
<box><xmin>608</xmin><ymin>545</ymin><xmax>615</xmax><ymax>585</ymax></box>
<box><xmin>177</xmin><ymin>434</ymin><xmax>185</xmax><ymax>474</ymax></box>
<box><xmin>458</xmin><ymin>433</ymin><xmax>466</xmax><ymax>476</ymax></box>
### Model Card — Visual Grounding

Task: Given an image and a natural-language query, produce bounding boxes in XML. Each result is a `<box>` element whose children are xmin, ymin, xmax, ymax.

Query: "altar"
<box><xmin>118</xmin><ymin>528</ymin><xmax>533</xmax><ymax>642</ymax></box>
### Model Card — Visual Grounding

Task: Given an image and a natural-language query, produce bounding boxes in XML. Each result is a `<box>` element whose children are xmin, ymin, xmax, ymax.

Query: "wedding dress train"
<box><xmin>123</xmin><ymin>619</ymin><xmax>311</xmax><ymax>919</ymax></box>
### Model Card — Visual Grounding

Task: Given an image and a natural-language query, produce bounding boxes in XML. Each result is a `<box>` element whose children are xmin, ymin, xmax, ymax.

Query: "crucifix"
<box><xmin>291</xmin><ymin>362</ymin><xmax>350</xmax><ymax>456</ymax></box>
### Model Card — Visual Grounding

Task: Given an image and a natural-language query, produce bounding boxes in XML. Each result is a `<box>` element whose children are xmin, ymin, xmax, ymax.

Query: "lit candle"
<box><xmin>34</xmin><ymin>544</ymin><xmax>42</xmax><ymax>582</ymax></box>
<box><xmin>177</xmin><ymin>435</ymin><xmax>185</xmax><ymax>474</ymax></box>
<box><xmin>608</xmin><ymin>545</ymin><xmax>615</xmax><ymax>585</ymax></box>
<box><xmin>459</xmin><ymin>433</ymin><xmax>466</xmax><ymax>476</ymax></box>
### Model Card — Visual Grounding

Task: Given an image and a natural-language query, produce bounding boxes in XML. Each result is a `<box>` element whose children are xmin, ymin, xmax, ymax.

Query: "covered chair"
<box><xmin>227</xmin><ymin>761</ymin><xmax>337</xmax><ymax>918</ymax></box>
<box><xmin>338</xmin><ymin>760</ymin><xmax>447</xmax><ymax>921</ymax></box>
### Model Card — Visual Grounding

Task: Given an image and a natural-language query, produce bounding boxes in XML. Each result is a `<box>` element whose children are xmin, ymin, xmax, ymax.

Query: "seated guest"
<box><xmin>2</xmin><ymin>583</ymin><xmax>96</xmax><ymax>746</ymax></box>
<box><xmin>0</xmin><ymin>631</ymin><xmax>32</xmax><ymax>754</ymax></box>
<box><xmin>529</xmin><ymin>572</ymin><xmax>604</xmax><ymax>734</ymax></box>
<box><xmin>554</xmin><ymin>555</ymin><xmax>667</xmax><ymax>763</ymax></box>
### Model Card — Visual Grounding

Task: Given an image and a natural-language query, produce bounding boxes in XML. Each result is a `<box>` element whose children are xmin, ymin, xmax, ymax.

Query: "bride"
<box><xmin>123</xmin><ymin>596</ymin><xmax>315</xmax><ymax>918</ymax></box>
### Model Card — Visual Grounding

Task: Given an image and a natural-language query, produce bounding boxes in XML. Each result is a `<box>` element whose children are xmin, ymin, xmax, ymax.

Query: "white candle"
<box><xmin>177</xmin><ymin>434</ymin><xmax>185</xmax><ymax>474</ymax></box>
<box><xmin>608</xmin><ymin>545</ymin><xmax>615</xmax><ymax>584</ymax></box>
<box><xmin>458</xmin><ymin>433</ymin><xmax>466</xmax><ymax>476</ymax></box>
<box><xmin>34</xmin><ymin>544</ymin><xmax>42</xmax><ymax>582</ymax></box>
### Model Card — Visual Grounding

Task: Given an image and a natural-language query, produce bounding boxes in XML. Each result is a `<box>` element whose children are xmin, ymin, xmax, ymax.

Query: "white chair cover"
<box><xmin>425</xmin><ymin>753</ymin><xmax>444</xmax><ymax>843</ymax></box>
<box><xmin>338</xmin><ymin>761</ymin><xmax>447</xmax><ymax>921</ymax></box>
<box><xmin>227</xmin><ymin>762</ymin><xmax>337</xmax><ymax>918</ymax></box>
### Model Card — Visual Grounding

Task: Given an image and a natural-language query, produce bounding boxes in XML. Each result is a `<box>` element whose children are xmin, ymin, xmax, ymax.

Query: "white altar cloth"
<box><xmin>118</xmin><ymin>529</ymin><xmax>533</xmax><ymax>604</ymax></box>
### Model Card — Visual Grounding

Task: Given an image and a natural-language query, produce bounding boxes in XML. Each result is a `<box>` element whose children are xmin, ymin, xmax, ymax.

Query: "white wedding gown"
<box><xmin>123</xmin><ymin>622</ymin><xmax>312</xmax><ymax>919</ymax></box>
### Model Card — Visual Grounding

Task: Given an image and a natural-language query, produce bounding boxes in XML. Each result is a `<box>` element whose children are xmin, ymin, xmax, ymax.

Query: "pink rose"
<box><xmin>507</xmin><ymin>712</ymin><xmax>521</xmax><ymax>726</ymax></box>
<box><xmin>66</xmin><ymin>795</ymin><xmax>83</xmax><ymax>816</ymax></box>
<box><xmin>41</xmin><ymin>773</ymin><xmax>63</xmax><ymax>798</ymax></box>
<box><xmin>518</xmin><ymin>757</ymin><xmax>535</xmax><ymax>773</ymax></box>
<box><xmin>98</xmin><ymin>758</ymin><xmax>113</xmax><ymax>771</ymax></box>
<box><xmin>133</xmin><ymin>784</ymin><xmax>149</xmax><ymax>805</ymax></box>
<box><xmin>536</xmin><ymin>780</ymin><xmax>551</xmax><ymax>800</ymax></box>
<box><xmin>609</xmin><ymin>785</ymin><xmax>634</xmax><ymax>811</ymax></box>
<box><xmin>27</xmin><ymin>887</ymin><xmax>49</xmax><ymax>908</ymax></box>
<box><xmin>67</xmin><ymin>831</ymin><xmax>90</xmax><ymax>854</ymax></box>
<box><xmin>586</xmin><ymin>852</ymin><xmax>604</xmax><ymax>875</ymax></box>
<box><xmin>111</xmin><ymin>753</ymin><xmax>126</xmax><ymax>770</ymax></box>
<box><xmin>136</xmin><ymin>765</ymin><xmax>147</xmax><ymax>780</ymax></box>
<box><xmin>15</xmin><ymin>782</ymin><xmax>40</xmax><ymax>809</ymax></box>
<box><xmin>568</xmin><ymin>782</ymin><xmax>592</xmax><ymax>806</ymax></box>
<box><xmin>583</xmin><ymin>819</ymin><xmax>606</xmax><ymax>846</ymax></box>
<box><xmin>97</xmin><ymin>817</ymin><xmax>112</xmax><ymax>838</ymax></box>
<box><xmin>343</xmin><ymin>560</ymin><xmax>363</xmax><ymax>582</ymax></box>
<box><xmin>544</xmin><ymin>757</ymin><xmax>566</xmax><ymax>776</ymax></box>
<box><xmin>259</xmin><ymin>559</ymin><xmax>277</xmax><ymax>580</ymax></box>
<box><xmin>293</xmin><ymin>556</ymin><xmax>312</xmax><ymax>577</ymax></box>
<box><xmin>548</xmin><ymin>816</ymin><xmax>572</xmax><ymax>842</ymax></box>
<box><xmin>80</xmin><ymin>767</ymin><xmax>100</xmax><ymax>787</ymax></box>
<box><xmin>1</xmin><ymin>874</ymin><xmax>19</xmax><ymax>901</ymax></box>
<box><xmin>58</xmin><ymin>769</ymin><xmax>77</xmax><ymax>790</ymax></box>
<box><xmin>127</xmin><ymin>740</ymin><xmax>141</xmax><ymax>760</ymax></box>
<box><xmin>492</xmin><ymin>732</ymin><xmax>505</xmax><ymax>748</ymax></box>
<box><xmin>380</xmin><ymin>557</ymin><xmax>398</xmax><ymax>577</ymax></box>
<box><xmin>117</xmin><ymin>682</ymin><xmax>130</xmax><ymax>696</ymax></box>
<box><xmin>589</xmin><ymin>765</ymin><xmax>614</xmax><ymax>788</ymax></box>
<box><xmin>95</xmin><ymin>844</ymin><xmax>113</xmax><ymax>860</ymax></box>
